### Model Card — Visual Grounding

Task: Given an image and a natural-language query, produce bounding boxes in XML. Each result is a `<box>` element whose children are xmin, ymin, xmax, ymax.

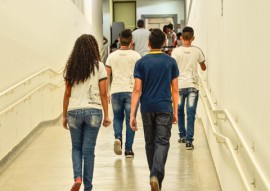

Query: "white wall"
<box><xmin>188</xmin><ymin>0</ymin><xmax>270</xmax><ymax>190</ymax></box>
<box><xmin>103</xmin><ymin>0</ymin><xmax>111</xmax><ymax>44</ymax></box>
<box><xmin>0</xmin><ymin>0</ymin><xmax>104</xmax><ymax>93</ymax></box>
<box><xmin>85</xmin><ymin>0</ymin><xmax>103</xmax><ymax>44</ymax></box>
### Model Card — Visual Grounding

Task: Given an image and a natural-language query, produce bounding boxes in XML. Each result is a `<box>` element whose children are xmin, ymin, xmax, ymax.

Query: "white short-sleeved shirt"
<box><xmin>171</xmin><ymin>46</ymin><xmax>205</xmax><ymax>90</ymax></box>
<box><xmin>132</xmin><ymin>28</ymin><xmax>151</xmax><ymax>56</ymax></box>
<box><xmin>168</xmin><ymin>31</ymin><xmax>176</xmax><ymax>46</ymax></box>
<box><xmin>106</xmin><ymin>49</ymin><xmax>141</xmax><ymax>94</ymax></box>
<box><xmin>68</xmin><ymin>62</ymin><xmax>107</xmax><ymax>110</ymax></box>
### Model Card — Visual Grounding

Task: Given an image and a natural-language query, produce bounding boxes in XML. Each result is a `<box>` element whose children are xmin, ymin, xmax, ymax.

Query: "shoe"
<box><xmin>150</xmin><ymin>176</ymin><xmax>160</xmax><ymax>191</ymax></box>
<box><xmin>178</xmin><ymin>138</ymin><xmax>186</xmax><ymax>143</ymax></box>
<box><xmin>114</xmin><ymin>138</ymin><xmax>122</xmax><ymax>155</ymax></box>
<box><xmin>125</xmin><ymin>150</ymin><xmax>134</xmax><ymax>158</ymax></box>
<box><xmin>70</xmin><ymin>177</ymin><xmax>82</xmax><ymax>191</ymax></box>
<box><xmin>186</xmin><ymin>142</ymin><xmax>194</xmax><ymax>150</ymax></box>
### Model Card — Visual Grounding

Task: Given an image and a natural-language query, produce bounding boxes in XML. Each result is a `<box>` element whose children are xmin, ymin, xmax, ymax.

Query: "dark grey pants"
<box><xmin>141</xmin><ymin>112</ymin><xmax>173</xmax><ymax>187</ymax></box>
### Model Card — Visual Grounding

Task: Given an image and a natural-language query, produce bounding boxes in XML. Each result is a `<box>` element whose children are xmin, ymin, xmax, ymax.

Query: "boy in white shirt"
<box><xmin>106</xmin><ymin>29</ymin><xmax>141</xmax><ymax>157</ymax></box>
<box><xmin>171</xmin><ymin>26</ymin><xmax>206</xmax><ymax>150</ymax></box>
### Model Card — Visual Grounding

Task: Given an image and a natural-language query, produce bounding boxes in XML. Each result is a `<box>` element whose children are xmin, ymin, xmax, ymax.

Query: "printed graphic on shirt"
<box><xmin>88</xmin><ymin>85</ymin><xmax>101</xmax><ymax>105</ymax></box>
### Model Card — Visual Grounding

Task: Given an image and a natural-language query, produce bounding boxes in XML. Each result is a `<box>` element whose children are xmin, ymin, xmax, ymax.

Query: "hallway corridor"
<box><xmin>0</xmin><ymin>111</ymin><xmax>221</xmax><ymax>191</ymax></box>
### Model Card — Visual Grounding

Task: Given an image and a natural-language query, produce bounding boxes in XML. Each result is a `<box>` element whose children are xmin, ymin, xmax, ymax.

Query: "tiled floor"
<box><xmin>0</xmin><ymin>112</ymin><xmax>221</xmax><ymax>191</ymax></box>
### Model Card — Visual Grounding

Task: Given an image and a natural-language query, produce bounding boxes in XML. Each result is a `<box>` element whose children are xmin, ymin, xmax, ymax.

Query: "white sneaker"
<box><xmin>114</xmin><ymin>139</ymin><xmax>122</xmax><ymax>155</ymax></box>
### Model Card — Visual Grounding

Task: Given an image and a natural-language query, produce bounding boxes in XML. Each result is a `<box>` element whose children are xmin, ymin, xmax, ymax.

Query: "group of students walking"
<box><xmin>62</xmin><ymin>19</ymin><xmax>206</xmax><ymax>191</ymax></box>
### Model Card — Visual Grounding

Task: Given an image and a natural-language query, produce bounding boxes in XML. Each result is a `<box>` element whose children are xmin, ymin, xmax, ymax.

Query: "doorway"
<box><xmin>113</xmin><ymin>1</ymin><xmax>136</xmax><ymax>30</ymax></box>
<box><xmin>141</xmin><ymin>14</ymin><xmax>178</xmax><ymax>32</ymax></box>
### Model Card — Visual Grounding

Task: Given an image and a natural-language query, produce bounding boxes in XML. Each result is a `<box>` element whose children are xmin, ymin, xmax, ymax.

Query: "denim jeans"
<box><xmin>141</xmin><ymin>112</ymin><xmax>173</xmax><ymax>187</ymax></box>
<box><xmin>178</xmin><ymin>88</ymin><xmax>199</xmax><ymax>143</ymax></box>
<box><xmin>67</xmin><ymin>108</ymin><xmax>102</xmax><ymax>191</ymax></box>
<box><xmin>111</xmin><ymin>92</ymin><xmax>135</xmax><ymax>151</ymax></box>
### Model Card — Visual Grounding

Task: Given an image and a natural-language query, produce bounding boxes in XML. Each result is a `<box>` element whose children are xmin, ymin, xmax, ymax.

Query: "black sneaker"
<box><xmin>114</xmin><ymin>139</ymin><xmax>122</xmax><ymax>155</ymax></box>
<box><xmin>124</xmin><ymin>150</ymin><xmax>134</xmax><ymax>158</ymax></box>
<box><xmin>178</xmin><ymin>138</ymin><xmax>186</xmax><ymax>143</ymax></box>
<box><xmin>186</xmin><ymin>143</ymin><xmax>194</xmax><ymax>150</ymax></box>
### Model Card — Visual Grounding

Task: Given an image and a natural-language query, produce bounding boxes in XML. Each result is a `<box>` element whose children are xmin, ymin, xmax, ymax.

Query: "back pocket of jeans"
<box><xmin>89</xmin><ymin>114</ymin><xmax>102</xmax><ymax>128</ymax></box>
<box><xmin>67</xmin><ymin>110</ymin><xmax>77</xmax><ymax>127</ymax></box>
<box><xmin>156</xmin><ymin>113</ymin><xmax>172</xmax><ymax>126</ymax></box>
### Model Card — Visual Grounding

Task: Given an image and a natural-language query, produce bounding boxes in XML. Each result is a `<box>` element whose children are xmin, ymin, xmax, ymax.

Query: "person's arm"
<box><xmin>130</xmin><ymin>78</ymin><xmax>142</xmax><ymax>131</ymax></box>
<box><xmin>171</xmin><ymin>77</ymin><xmax>179</xmax><ymax>124</ymax></box>
<box><xmin>63</xmin><ymin>81</ymin><xmax>71</xmax><ymax>130</ymax></box>
<box><xmin>199</xmin><ymin>61</ymin><xmax>206</xmax><ymax>71</ymax></box>
<box><xmin>99</xmin><ymin>79</ymin><xmax>111</xmax><ymax>127</ymax></box>
<box><xmin>105</xmin><ymin>66</ymin><xmax>112</xmax><ymax>103</ymax></box>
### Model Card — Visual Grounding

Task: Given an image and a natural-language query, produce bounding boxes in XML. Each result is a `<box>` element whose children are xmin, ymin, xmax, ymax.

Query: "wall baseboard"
<box><xmin>0</xmin><ymin>114</ymin><xmax>61</xmax><ymax>173</ymax></box>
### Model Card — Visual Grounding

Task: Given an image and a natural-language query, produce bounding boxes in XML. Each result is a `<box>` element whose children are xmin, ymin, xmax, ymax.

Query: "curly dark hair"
<box><xmin>64</xmin><ymin>34</ymin><xmax>100</xmax><ymax>87</ymax></box>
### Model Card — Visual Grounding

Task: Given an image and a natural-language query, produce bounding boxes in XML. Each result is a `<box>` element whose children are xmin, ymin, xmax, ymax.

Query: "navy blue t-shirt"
<box><xmin>134</xmin><ymin>52</ymin><xmax>179</xmax><ymax>113</ymax></box>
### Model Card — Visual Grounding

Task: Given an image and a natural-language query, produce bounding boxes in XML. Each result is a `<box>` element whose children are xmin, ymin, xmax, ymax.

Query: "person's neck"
<box><xmin>119</xmin><ymin>46</ymin><xmax>129</xmax><ymax>50</ymax></box>
<box><xmin>182</xmin><ymin>40</ymin><xmax>192</xmax><ymax>47</ymax></box>
<box><xmin>182</xmin><ymin>42</ymin><xmax>192</xmax><ymax>47</ymax></box>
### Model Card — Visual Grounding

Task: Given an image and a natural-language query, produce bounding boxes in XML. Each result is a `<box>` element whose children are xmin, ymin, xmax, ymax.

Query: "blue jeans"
<box><xmin>141</xmin><ymin>112</ymin><xmax>173</xmax><ymax>188</ymax></box>
<box><xmin>111</xmin><ymin>92</ymin><xmax>135</xmax><ymax>151</ymax></box>
<box><xmin>67</xmin><ymin>108</ymin><xmax>102</xmax><ymax>191</ymax></box>
<box><xmin>178</xmin><ymin>88</ymin><xmax>199</xmax><ymax>143</ymax></box>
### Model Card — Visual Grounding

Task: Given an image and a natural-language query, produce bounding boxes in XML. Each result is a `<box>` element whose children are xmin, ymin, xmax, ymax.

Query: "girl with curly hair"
<box><xmin>63</xmin><ymin>34</ymin><xmax>111</xmax><ymax>191</ymax></box>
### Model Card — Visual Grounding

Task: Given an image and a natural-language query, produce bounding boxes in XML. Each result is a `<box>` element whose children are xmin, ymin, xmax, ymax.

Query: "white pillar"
<box><xmin>84</xmin><ymin>0</ymin><xmax>103</xmax><ymax>47</ymax></box>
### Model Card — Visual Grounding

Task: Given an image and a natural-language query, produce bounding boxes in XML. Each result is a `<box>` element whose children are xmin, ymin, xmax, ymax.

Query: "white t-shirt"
<box><xmin>132</xmin><ymin>28</ymin><xmax>151</xmax><ymax>56</ymax></box>
<box><xmin>68</xmin><ymin>62</ymin><xmax>107</xmax><ymax>110</ymax></box>
<box><xmin>106</xmin><ymin>49</ymin><xmax>141</xmax><ymax>94</ymax></box>
<box><xmin>171</xmin><ymin>46</ymin><xmax>205</xmax><ymax>90</ymax></box>
<box><xmin>168</xmin><ymin>31</ymin><xmax>176</xmax><ymax>46</ymax></box>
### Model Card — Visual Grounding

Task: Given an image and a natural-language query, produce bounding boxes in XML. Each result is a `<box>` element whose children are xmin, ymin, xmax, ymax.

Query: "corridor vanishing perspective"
<box><xmin>1</xmin><ymin>0</ymin><xmax>270</xmax><ymax>191</ymax></box>
<box><xmin>0</xmin><ymin>111</ymin><xmax>221</xmax><ymax>191</ymax></box>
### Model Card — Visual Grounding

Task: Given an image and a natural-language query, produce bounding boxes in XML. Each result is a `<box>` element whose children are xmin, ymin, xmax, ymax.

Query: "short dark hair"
<box><xmin>137</xmin><ymin>19</ymin><xmax>144</xmax><ymax>28</ymax></box>
<box><xmin>119</xmin><ymin>29</ymin><xmax>132</xmax><ymax>46</ymax></box>
<box><xmin>182</xmin><ymin>26</ymin><xmax>194</xmax><ymax>40</ymax></box>
<box><xmin>149</xmin><ymin>28</ymin><xmax>165</xmax><ymax>49</ymax></box>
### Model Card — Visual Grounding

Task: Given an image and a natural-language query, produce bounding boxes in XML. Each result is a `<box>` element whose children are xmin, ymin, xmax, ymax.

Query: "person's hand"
<box><xmin>130</xmin><ymin>116</ymin><xmax>138</xmax><ymax>131</ymax></box>
<box><xmin>103</xmin><ymin>117</ymin><xmax>111</xmax><ymax>127</ymax></box>
<box><xmin>62</xmin><ymin>116</ymin><xmax>68</xmax><ymax>130</ymax></box>
<box><xmin>172</xmin><ymin>113</ymin><xmax>178</xmax><ymax>124</ymax></box>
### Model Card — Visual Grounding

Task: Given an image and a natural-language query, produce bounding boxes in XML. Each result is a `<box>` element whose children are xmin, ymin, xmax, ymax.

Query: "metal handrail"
<box><xmin>0</xmin><ymin>82</ymin><xmax>64</xmax><ymax>116</ymax></box>
<box><xmin>0</xmin><ymin>68</ymin><xmax>63</xmax><ymax>97</ymax></box>
<box><xmin>199</xmin><ymin>75</ymin><xmax>270</xmax><ymax>191</ymax></box>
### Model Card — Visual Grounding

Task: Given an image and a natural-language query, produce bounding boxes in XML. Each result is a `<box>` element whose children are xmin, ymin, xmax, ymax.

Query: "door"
<box><xmin>113</xmin><ymin>1</ymin><xmax>136</xmax><ymax>30</ymax></box>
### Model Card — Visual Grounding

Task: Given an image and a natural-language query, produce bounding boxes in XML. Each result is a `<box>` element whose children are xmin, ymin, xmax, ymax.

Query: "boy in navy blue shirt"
<box><xmin>130</xmin><ymin>28</ymin><xmax>179</xmax><ymax>191</ymax></box>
